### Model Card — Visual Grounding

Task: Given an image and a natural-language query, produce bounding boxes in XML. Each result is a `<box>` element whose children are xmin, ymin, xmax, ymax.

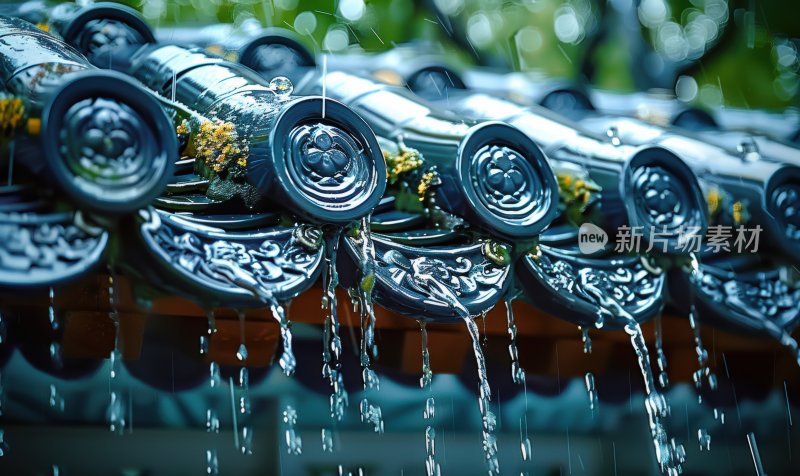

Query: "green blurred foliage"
<box><xmin>103</xmin><ymin>0</ymin><xmax>799</xmax><ymax>109</ymax></box>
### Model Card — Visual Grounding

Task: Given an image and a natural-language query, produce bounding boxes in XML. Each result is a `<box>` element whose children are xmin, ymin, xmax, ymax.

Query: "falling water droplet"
<box><xmin>48</xmin><ymin>384</ymin><xmax>64</xmax><ymax>413</ymax></box>
<box><xmin>420</xmin><ymin>322</ymin><xmax>433</xmax><ymax>389</ymax></box>
<box><xmin>359</xmin><ymin>398</ymin><xmax>385</xmax><ymax>433</ymax></box>
<box><xmin>109</xmin><ymin>348</ymin><xmax>121</xmax><ymax>380</ymax></box>
<box><xmin>0</xmin><ymin>429</ymin><xmax>7</xmax><ymax>457</ymax></box>
<box><xmin>594</xmin><ymin>308</ymin><xmax>605</xmax><ymax>329</ymax></box>
<box><xmin>321</xmin><ymin>428</ymin><xmax>334</xmax><ymax>452</ymax></box>
<box><xmin>238</xmin><ymin>393</ymin><xmax>250</xmax><ymax>416</ymax></box>
<box><xmin>240</xmin><ymin>425</ymin><xmax>253</xmax><ymax>455</ymax></box>
<box><xmin>209</xmin><ymin>362</ymin><xmax>221</xmax><ymax>388</ymax></box>
<box><xmin>206</xmin><ymin>409</ymin><xmax>220</xmax><ymax>433</ymax></box>
<box><xmin>713</xmin><ymin>407</ymin><xmax>726</xmax><ymax>425</ymax></box>
<box><xmin>322</xmin><ymin>231</ymin><xmax>348</xmax><ymax>422</ymax></box>
<box><xmin>236</xmin><ymin>344</ymin><xmax>248</xmax><ymax>362</ymax></box>
<box><xmin>424</xmin><ymin>397</ymin><xmax>436</xmax><ymax>420</ymax></box>
<box><xmin>362</xmin><ymin>368</ymin><xmax>380</xmax><ymax>391</ymax></box>
<box><xmin>697</xmin><ymin>428</ymin><xmax>711</xmax><ymax>451</ymax></box>
<box><xmin>0</xmin><ymin>370</ymin><xmax>5</xmax><ymax>418</ymax></box>
<box><xmin>0</xmin><ymin>311</ymin><xmax>6</xmax><ymax>345</ymax></box>
<box><xmin>48</xmin><ymin>287</ymin><xmax>58</xmax><ymax>331</ymax></box>
<box><xmin>199</xmin><ymin>336</ymin><xmax>209</xmax><ymax>355</ymax></box>
<box><xmin>283</xmin><ymin>405</ymin><xmax>303</xmax><ymax>455</ymax></box>
<box><xmin>107</xmin><ymin>271</ymin><xmax>121</xmax><ymax>382</ymax></box>
<box><xmin>585</xmin><ymin>372</ymin><xmax>598</xmax><ymax>415</ymax></box>
<box><xmin>49</xmin><ymin>342</ymin><xmax>63</xmax><ymax>370</ymax></box>
<box><xmin>506</xmin><ymin>297</ymin><xmax>526</xmax><ymax>383</ymax></box>
<box><xmin>419</xmin><ymin>321</ymin><xmax>439</xmax><ymax>473</ymax></box>
<box><xmin>654</xmin><ymin>316</ymin><xmax>669</xmax><ymax>388</ymax></box>
<box><xmin>688</xmin><ymin>304</ymin><xmax>716</xmax><ymax>404</ymax></box>
<box><xmin>424</xmin><ymin>426</ymin><xmax>440</xmax><ymax>476</ymax></box>
<box><xmin>269</xmin><ymin>76</ymin><xmax>294</xmax><ymax>97</ymax></box>
<box><xmin>107</xmin><ymin>391</ymin><xmax>126</xmax><ymax>434</ymax></box>
<box><xmin>205</xmin><ymin>449</ymin><xmax>219</xmax><ymax>474</ymax></box>
<box><xmin>271</xmin><ymin>303</ymin><xmax>296</xmax><ymax>377</ymax></box>
<box><xmin>520</xmin><ymin>418</ymin><xmax>532</xmax><ymax>462</ymax></box>
<box><xmin>580</xmin><ymin>326</ymin><xmax>592</xmax><ymax>354</ymax></box>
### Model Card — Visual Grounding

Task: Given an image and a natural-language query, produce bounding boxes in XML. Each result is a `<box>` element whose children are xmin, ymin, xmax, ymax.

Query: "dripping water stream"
<box><xmin>419</xmin><ymin>322</ymin><xmax>440</xmax><ymax>476</ymax></box>
<box><xmin>204</xmin><ymin>311</ymin><xmax>220</xmax><ymax>474</ymax></box>
<box><xmin>624</xmin><ymin>318</ymin><xmax>685</xmax><ymax>474</ymax></box>
<box><xmin>586</xmin><ymin>281</ymin><xmax>685</xmax><ymax>474</ymax></box>
<box><xmin>0</xmin><ymin>312</ymin><xmax>5</xmax><ymax>457</ymax></box>
<box><xmin>412</xmin><ymin>261</ymin><xmax>501</xmax><ymax>474</ymax></box>
<box><xmin>654</xmin><ymin>315</ymin><xmax>669</xmax><ymax>389</ymax></box>
<box><xmin>506</xmin><ymin>293</ymin><xmax>531</xmax><ymax>469</ymax></box>
<box><xmin>580</xmin><ymin>326</ymin><xmax>592</xmax><ymax>354</ymax></box>
<box><xmin>322</xmin><ymin>229</ymin><xmax>348</xmax><ymax>449</ymax></box>
<box><xmin>235</xmin><ymin>311</ymin><xmax>252</xmax><ymax>455</ymax></box>
<box><xmin>47</xmin><ymin>287</ymin><xmax>64</xmax><ymax>413</ymax></box>
<box><xmin>283</xmin><ymin>405</ymin><xmax>303</xmax><ymax>455</ymax></box>
<box><xmin>106</xmin><ymin>270</ymin><xmax>126</xmax><ymax>434</ymax></box>
<box><xmin>687</xmin><ymin>254</ymin><xmax>720</xmax><ymax>451</ymax></box>
<box><xmin>353</xmin><ymin>216</ymin><xmax>384</xmax><ymax>433</ymax></box>
<box><xmin>463</xmin><ymin>315</ymin><xmax>500</xmax><ymax>475</ymax></box>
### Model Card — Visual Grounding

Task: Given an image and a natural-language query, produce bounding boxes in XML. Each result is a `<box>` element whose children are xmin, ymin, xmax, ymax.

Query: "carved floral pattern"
<box><xmin>693</xmin><ymin>267</ymin><xmax>800</xmax><ymax>329</ymax></box>
<box><xmin>142</xmin><ymin>211</ymin><xmax>322</xmax><ymax>301</ymax></box>
<box><xmin>293</xmin><ymin>124</ymin><xmax>357</xmax><ymax>184</ymax></box>
<box><xmin>484</xmin><ymin>146</ymin><xmax>527</xmax><ymax>202</ymax></box>
<box><xmin>0</xmin><ymin>212</ymin><xmax>107</xmax><ymax>285</ymax></box>
<box><xmin>60</xmin><ymin>97</ymin><xmax>147</xmax><ymax>182</ymax></box>
<box><xmin>80</xmin><ymin>19</ymin><xmax>146</xmax><ymax>56</ymax></box>
<box><xmin>376</xmin><ymin>243</ymin><xmax>508</xmax><ymax>316</ymax></box>
<box><xmin>772</xmin><ymin>184</ymin><xmax>800</xmax><ymax>241</ymax></box>
<box><xmin>631</xmin><ymin>165</ymin><xmax>687</xmax><ymax>228</ymax></box>
<box><xmin>531</xmin><ymin>247</ymin><xmax>661</xmax><ymax>323</ymax></box>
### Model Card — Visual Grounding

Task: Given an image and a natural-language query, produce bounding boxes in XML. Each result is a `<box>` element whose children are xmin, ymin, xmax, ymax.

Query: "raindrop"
<box><xmin>321</xmin><ymin>428</ymin><xmax>334</xmax><ymax>452</ymax></box>
<box><xmin>424</xmin><ymin>397</ymin><xmax>435</xmax><ymax>420</ymax></box>
<box><xmin>698</xmin><ymin>428</ymin><xmax>711</xmax><ymax>451</ymax></box>
<box><xmin>206</xmin><ymin>409</ymin><xmax>220</xmax><ymax>433</ymax></box>
<box><xmin>240</xmin><ymin>425</ymin><xmax>253</xmax><ymax>455</ymax></box>
<box><xmin>107</xmin><ymin>391</ymin><xmax>126</xmax><ymax>434</ymax></box>
<box><xmin>580</xmin><ymin>326</ymin><xmax>592</xmax><ymax>354</ymax></box>
<box><xmin>49</xmin><ymin>384</ymin><xmax>65</xmax><ymax>413</ymax></box>
<box><xmin>0</xmin><ymin>429</ymin><xmax>7</xmax><ymax>457</ymax></box>
<box><xmin>283</xmin><ymin>405</ymin><xmax>303</xmax><ymax>455</ymax></box>
<box><xmin>209</xmin><ymin>362</ymin><xmax>221</xmax><ymax>388</ymax></box>
<box><xmin>585</xmin><ymin>372</ymin><xmax>598</xmax><ymax>415</ymax></box>
<box><xmin>269</xmin><ymin>76</ymin><xmax>294</xmax><ymax>98</ymax></box>
<box><xmin>50</xmin><ymin>342</ymin><xmax>63</xmax><ymax>370</ymax></box>
<box><xmin>206</xmin><ymin>449</ymin><xmax>219</xmax><ymax>475</ymax></box>
<box><xmin>48</xmin><ymin>287</ymin><xmax>58</xmax><ymax>331</ymax></box>
<box><xmin>506</xmin><ymin>297</ymin><xmax>525</xmax><ymax>383</ymax></box>
<box><xmin>359</xmin><ymin>398</ymin><xmax>385</xmax><ymax>433</ymax></box>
